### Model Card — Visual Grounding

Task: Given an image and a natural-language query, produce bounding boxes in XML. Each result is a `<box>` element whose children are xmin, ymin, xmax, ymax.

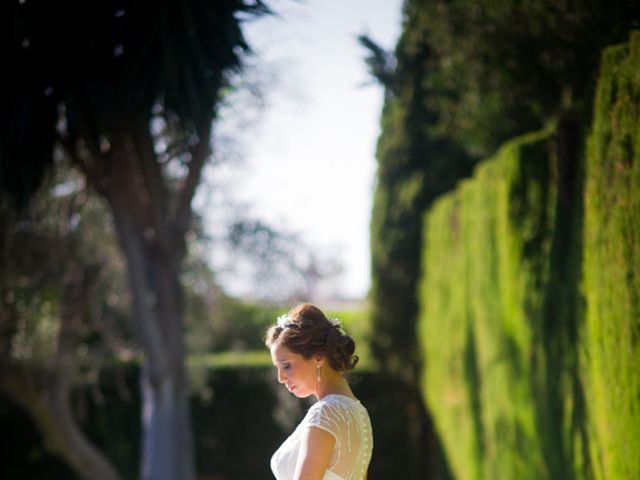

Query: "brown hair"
<box><xmin>265</xmin><ymin>303</ymin><xmax>359</xmax><ymax>372</ymax></box>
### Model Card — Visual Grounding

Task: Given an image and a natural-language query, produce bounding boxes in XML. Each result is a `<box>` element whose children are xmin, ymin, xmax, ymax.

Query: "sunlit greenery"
<box><xmin>418</xmin><ymin>129</ymin><xmax>556</xmax><ymax>479</ymax></box>
<box><xmin>326</xmin><ymin>306</ymin><xmax>374</xmax><ymax>371</ymax></box>
<box><xmin>188</xmin><ymin>351</ymin><xmax>272</xmax><ymax>369</ymax></box>
<box><xmin>418</xmin><ymin>32</ymin><xmax>640</xmax><ymax>480</ymax></box>
<box><xmin>3</xmin><ymin>0</ymin><xmax>638</xmax><ymax>477</ymax></box>
<box><xmin>184</xmin><ymin>303</ymin><xmax>374</xmax><ymax>370</ymax></box>
<box><xmin>583</xmin><ymin>32</ymin><xmax>640</xmax><ymax>480</ymax></box>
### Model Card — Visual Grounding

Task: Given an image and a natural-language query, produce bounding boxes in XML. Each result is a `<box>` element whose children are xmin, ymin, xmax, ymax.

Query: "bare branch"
<box><xmin>131</xmin><ymin>117</ymin><xmax>172</xmax><ymax>251</ymax></box>
<box><xmin>0</xmin><ymin>262</ymin><xmax>122</xmax><ymax>480</ymax></box>
<box><xmin>56</xmin><ymin>132</ymin><xmax>108</xmax><ymax>196</ymax></box>
<box><xmin>171</xmin><ymin>124</ymin><xmax>212</xmax><ymax>244</ymax></box>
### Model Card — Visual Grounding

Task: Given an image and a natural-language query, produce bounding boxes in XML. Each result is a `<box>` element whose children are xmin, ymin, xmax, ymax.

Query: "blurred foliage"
<box><xmin>0</xmin><ymin>361</ymin><xmax>440</xmax><ymax>480</ymax></box>
<box><xmin>0</xmin><ymin>0</ymin><xmax>270</xmax><ymax>209</ymax></box>
<box><xmin>1</xmin><ymin>1</ymin><xmax>272</xmax><ymax>473</ymax></box>
<box><xmin>222</xmin><ymin>219</ymin><xmax>343</xmax><ymax>301</ymax></box>
<box><xmin>0</xmin><ymin>158</ymin><xmax>292</xmax><ymax>377</ymax></box>
<box><xmin>366</xmin><ymin>0</ymin><xmax>640</xmax><ymax>381</ymax></box>
<box><xmin>325</xmin><ymin>306</ymin><xmax>374</xmax><ymax>371</ymax></box>
<box><xmin>419</xmin><ymin>129</ymin><xmax>566</xmax><ymax>479</ymax></box>
<box><xmin>0</xmin><ymin>160</ymin><xmax>133</xmax><ymax>478</ymax></box>
<box><xmin>188</xmin><ymin>351</ymin><xmax>272</xmax><ymax>369</ymax></box>
<box><xmin>364</xmin><ymin>2</ymin><xmax>473</xmax><ymax>379</ymax></box>
<box><xmin>184</xmin><ymin>301</ymin><xmax>374</xmax><ymax>396</ymax></box>
<box><xmin>366</xmin><ymin>7</ymin><xmax>640</xmax><ymax>478</ymax></box>
<box><xmin>0</xmin><ymin>161</ymin><xmax>131</xmax><ymax>374</ymax></box>
<box><xmin>185</xmin><ymin>302</ymin><xmax>372</xmax><ymax>364</ymax></box>
<box><xmin>418</xmin><ymin>31</ymin><xmax>640</xmax><ymax>480</ymax></box>
<box><xmin>202</xmin><ymin>299</ymin><xmax>281</xmax><ymax>353</ymax></box>
<box><xmin>582</xmin><ymin>32</ymin><xmax>640</xmax><ymax>480</ymax></box>
<box><xmin>0</xmin><ymin>158</ymin><xmax>305</xmax><ymax>474</ymax></box>
<box><xmin>416</xmin><ymin>0</ymin><xmax>640</xmax><ymax>158</ymax></box>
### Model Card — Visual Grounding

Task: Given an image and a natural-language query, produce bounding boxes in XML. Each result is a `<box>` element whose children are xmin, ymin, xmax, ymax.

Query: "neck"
<box><xmin>316</xmin><ymin>370</ymin><xmax>354</xmax><ymax>400</ymax></box>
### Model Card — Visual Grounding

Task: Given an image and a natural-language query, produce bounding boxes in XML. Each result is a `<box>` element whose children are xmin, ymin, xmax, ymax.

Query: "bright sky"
<box><xmin>200</xmin><ymin>0</ymin><xmax>404</xmax><ymax>300</ymax></box>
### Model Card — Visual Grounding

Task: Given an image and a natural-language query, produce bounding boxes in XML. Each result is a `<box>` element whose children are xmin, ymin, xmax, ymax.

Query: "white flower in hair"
<box><xmin>277</xmin><ymin>314</ymin><xmax>293</xmax><ymax>329</ymax></box>
<box><xmin>330</xmin><ymin>317</ymin><xmax>342</xmax><ymax>328</ymax></box>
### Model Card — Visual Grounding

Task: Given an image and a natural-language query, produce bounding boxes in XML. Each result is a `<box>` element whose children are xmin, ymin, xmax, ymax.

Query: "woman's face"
<box><xmin>270</xmin><ymin>342</ymin><xmax>319</xmax><ymax>399</ymax></box>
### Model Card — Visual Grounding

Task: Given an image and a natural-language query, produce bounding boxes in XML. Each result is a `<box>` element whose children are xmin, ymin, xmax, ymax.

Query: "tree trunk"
<box><xmin>62</xmin><ymin>105</ymin><xmax>210</xmax><ymax>479</ymax></box>
<box><xmin>105</xmin><ymin>124</ymin><xmax>196</xmax><ymax>480</ymax></box>
<box><xmin>0</xmin><ymin>261</ymin><xmax>122</xmax><ymax>480</ymax></box>
<box><xmin>111</xmin><ymin>203</ymin><xmax>194</xmax><ymax>480</ymax></box>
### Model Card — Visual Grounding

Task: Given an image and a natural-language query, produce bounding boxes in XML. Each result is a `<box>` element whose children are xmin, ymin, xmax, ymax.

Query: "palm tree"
<box><xmin>1</xmin><ymin>1</ymin><xmax>269</xmax><ymax>478</ymax></box>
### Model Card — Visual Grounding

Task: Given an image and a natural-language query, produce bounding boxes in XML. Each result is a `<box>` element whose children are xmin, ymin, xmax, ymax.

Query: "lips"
<box><xmin>287</xmin><ymin>385</ymin><xmax>296</xmax><ymax>393</ymax></box>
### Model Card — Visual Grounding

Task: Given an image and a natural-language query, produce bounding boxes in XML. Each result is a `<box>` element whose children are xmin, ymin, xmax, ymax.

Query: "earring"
<box><xmin>316</xmin><ymin>363</ymin><xmax>321</xmax><ymax>389</ymax></box>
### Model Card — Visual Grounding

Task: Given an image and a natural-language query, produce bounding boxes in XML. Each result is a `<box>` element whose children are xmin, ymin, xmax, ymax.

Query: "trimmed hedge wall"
<box><xmin>0</xmin><ymin>365</ymin><xmax>431</xmax><ymax>479</ymax></box>
<box><xmin>418</xmin><ymin>129</ymin><xmax>559</xmax><ymax>479</ymax></box>
<box><xmin>417</xmin><ymin>33</ymin><xmax>639</xmax><ymax>480</ymax></box>
<box><xmin>582</xmin><ymin>31</ymin><xmax>640</xmax><ymax>480</ymax></box>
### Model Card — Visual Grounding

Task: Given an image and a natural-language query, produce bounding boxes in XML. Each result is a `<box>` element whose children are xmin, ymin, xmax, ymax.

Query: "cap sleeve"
<box><xmin>303</xmin><ymin>400</ymin><xmax>342</xmax><ymax>441</ymax></box>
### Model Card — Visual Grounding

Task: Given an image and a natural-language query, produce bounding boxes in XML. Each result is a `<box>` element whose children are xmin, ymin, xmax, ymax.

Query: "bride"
<box><xmin>266</xmin><ymin>303</ymin><xmax>373</xmax><ymax>480</ymax></box>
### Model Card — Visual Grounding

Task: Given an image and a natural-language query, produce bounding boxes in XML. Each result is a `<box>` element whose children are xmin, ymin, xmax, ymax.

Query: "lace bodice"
<box><xmin>270</xmin><ymin>394</ymin><xmax>373</xmax><ymax>480</ymax></box>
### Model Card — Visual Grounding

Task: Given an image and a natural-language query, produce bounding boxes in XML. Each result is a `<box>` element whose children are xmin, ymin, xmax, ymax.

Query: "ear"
<box><xmin>314</xmin><ymin>356</ymin><xmax>325</xmax><ymax>367</ymax></box>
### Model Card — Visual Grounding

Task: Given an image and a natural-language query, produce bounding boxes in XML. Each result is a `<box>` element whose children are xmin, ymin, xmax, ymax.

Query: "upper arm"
<box><xmin>293</xmin><ymin>426</ymin><xmax>336</xmax><ymax>480</ymax></box>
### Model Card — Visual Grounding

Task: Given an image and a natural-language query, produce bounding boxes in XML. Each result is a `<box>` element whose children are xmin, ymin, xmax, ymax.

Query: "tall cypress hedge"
<box><xmin>582</xmin><ymin>31</ymin><xmax>640</xmax><ymax>480</ymax></box>
<box><xmin>417</xmin><ymin>32</ymin><xmax>640</xmax><ymax>479</ymax></box>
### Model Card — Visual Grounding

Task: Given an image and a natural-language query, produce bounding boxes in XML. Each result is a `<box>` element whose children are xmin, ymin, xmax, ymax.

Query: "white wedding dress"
<box><xmin>270</xmin><ymin>394</ymin><xmax>373</xmax><ymax>480</ymax></box>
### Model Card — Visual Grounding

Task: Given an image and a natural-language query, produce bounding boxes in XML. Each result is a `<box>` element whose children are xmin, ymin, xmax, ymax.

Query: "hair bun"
<box><xmin>326</xmin><ymin>329</ymin><xmax>358</xmax><ymax>372</ymax></box>
<box><xmin>265</xmin><ymin>303</ymin><xmax>359</xmax><ymax>372</ymax></box>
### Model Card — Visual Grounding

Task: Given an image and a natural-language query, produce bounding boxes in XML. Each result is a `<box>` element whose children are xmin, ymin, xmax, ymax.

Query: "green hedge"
<box><xmin>1</xmin><ymin>363</ymin><xmax>432</xmax><ymax>479</ymax></box>
<box><xmin>418</xmin><ymin>129</ymin><xmax>557</xmax><ymax>479</ymax></box>
<box><xmin>583</xmin><ymin>31</ymin><xmax>640</xmax><ymax>480</ymax></box>
<box><xmin>417</xmin><ymin>32</ymin><xmax>640</xmax><ymax>480</ymax></box>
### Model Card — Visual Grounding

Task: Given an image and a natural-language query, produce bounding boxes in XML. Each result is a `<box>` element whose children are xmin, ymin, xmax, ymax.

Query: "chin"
<box><xmin>293</xmin><ymin>389</ymin><xmax>311</xmax><ymax>399</ymax></box>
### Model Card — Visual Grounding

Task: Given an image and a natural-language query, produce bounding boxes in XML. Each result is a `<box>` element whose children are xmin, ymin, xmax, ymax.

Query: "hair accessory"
<box><xmin>277</xmin><ymin>314</ymin><xmax>293</xmax><ymax>329</ymax></box>
<box><xmin>330</xmin><ymin>317</ymin><xmax>342</xmax><ymax>329</ymax></box>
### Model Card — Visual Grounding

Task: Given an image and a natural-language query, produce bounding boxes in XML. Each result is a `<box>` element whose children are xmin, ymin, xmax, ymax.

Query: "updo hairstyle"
<box><xmin>265</xmin><ymin>303</ymin><xmax>359</xmax><ymax>372</ymax></box>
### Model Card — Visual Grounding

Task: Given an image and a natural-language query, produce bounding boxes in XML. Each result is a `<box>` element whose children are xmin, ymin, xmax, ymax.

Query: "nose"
<box><xmin>277</xmin><ymin>367</ymin><xmax>286</xmax><ymax>384</ymax></box>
